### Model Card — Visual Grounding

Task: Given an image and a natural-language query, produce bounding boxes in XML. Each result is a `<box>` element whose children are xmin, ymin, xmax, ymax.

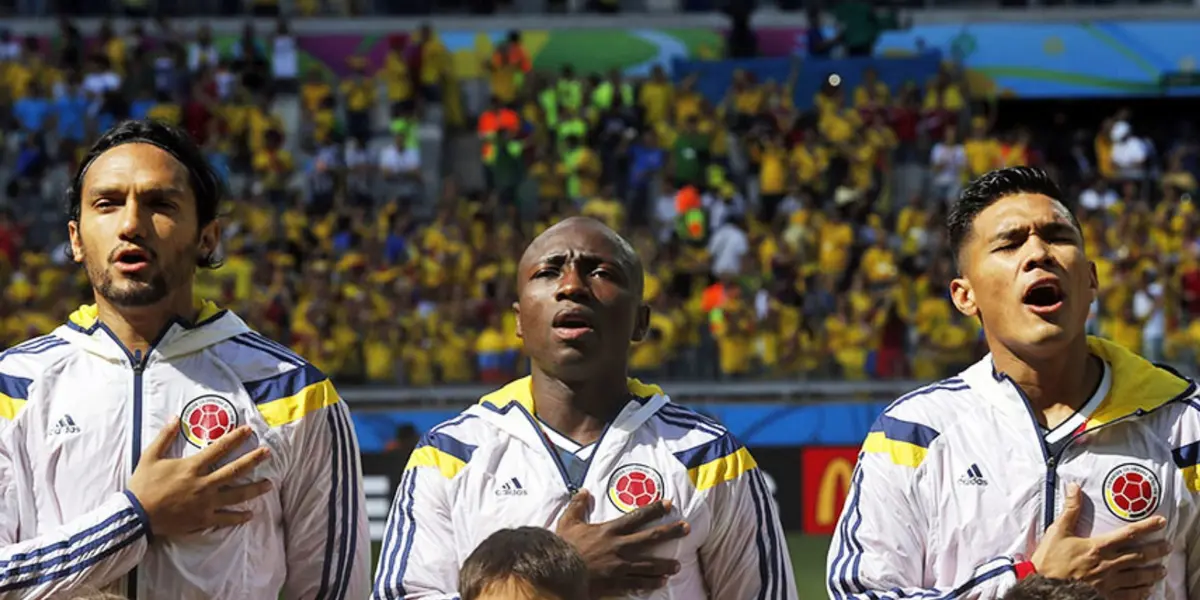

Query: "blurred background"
<box><xmin>2</xmin><ymin>0</ymin><xmax>1199</xmax><ymax>592</ymax></box>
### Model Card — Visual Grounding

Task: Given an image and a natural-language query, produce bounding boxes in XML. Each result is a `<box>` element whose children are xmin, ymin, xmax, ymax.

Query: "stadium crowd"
<box><xmin>1</xmin><ymin>18</ymin><xmax>1199</xmax><ymax>386</ymax></box>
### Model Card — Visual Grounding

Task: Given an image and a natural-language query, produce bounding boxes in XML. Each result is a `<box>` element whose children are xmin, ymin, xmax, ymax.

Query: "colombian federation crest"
<box><xmin>180</xmin><ymin>396</ymin><xmax>239</xmax><ymax>448</ymax></box>
<box><xmin>1103</xmin><ymin>463</ymin><xmax>1161</xmax><ymax>522</ymax></box>
<box><xmin>607</xmin><ymin>464</ymin><xmax>665</xmax><ymax>513</ymax></box>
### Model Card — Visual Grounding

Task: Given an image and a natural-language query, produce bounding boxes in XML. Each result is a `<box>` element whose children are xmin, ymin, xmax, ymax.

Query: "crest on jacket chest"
<box><xmin>179</xmin><ymin>395</ymin><xmax>239</xmax><ymax>448</ymax></box>
<box><xmin>1102</xmin><ymin>463</ymin><xmax>1161</xmax><ymax>522</ymax></box>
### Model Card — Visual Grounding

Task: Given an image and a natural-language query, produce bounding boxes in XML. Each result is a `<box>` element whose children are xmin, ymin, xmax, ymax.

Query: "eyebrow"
<box><xmin>990</xmin><ymin>221</ymin><xmax>1078</xmax><ymax>243</ymax></box>
<box><xmin>537</xmin><ymin>251</ymin><xmax>618</xmax><ymax>265</ymax></box>
<box><xmin>533</xmin><ymin>251</ymin><xmax>635</xmax><ymax>279</ymax></box>
<box><xmin>88</xmin><ymin>184</ymin><xmax>187</xmax><ymax>198</ymax></box>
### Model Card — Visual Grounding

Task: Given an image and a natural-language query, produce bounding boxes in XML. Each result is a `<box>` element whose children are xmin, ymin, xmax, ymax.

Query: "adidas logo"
<box><xmin>50</xmin><ymin>414</ymin><xmax>80</xmax><ymax>436</ymax></box>
<box><xmin>495</xmin><ymin>477</ymin><xmax>528</xmax><ymax>497</ymax></box>
<box><xmin>959</xmin><ymin>463</ymin><xmax>988</xmax><ymax>486</ymax></box>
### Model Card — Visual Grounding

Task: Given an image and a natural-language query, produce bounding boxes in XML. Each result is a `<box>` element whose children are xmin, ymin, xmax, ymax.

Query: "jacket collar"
<box><xmin>57</xmin><ymin>299</ymin><xmax>250</xmax><ymax>364</ymax></box>
<box><xmin>962</xmin><ymin>336</ymin><xmax>1196</xmax><ymax>428</ymax></box>
<box><xmin>471</xmin><ymin>376</ymin><xmax>669</xmax><ymax>449</ymax></box>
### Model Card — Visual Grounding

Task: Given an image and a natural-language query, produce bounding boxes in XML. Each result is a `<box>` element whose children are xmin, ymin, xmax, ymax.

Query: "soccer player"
<box><xmin>373</xmin><ymin>217</ymin><xmax>794</xmax><ymax>599</ymax></box>
<box><xmin>0</xmin><ymin>120</ymin><xmax>369</xmax><ymax>598</ymax></box>
<box><xmin>458</xmin><ymin>527</ymin><xmax>588</xmax><ymax>600</ymax></box>
<box><xmin>827</xmin><ymin>167</ymin><xmax>1198</xmax><ymax>597</ymax></box>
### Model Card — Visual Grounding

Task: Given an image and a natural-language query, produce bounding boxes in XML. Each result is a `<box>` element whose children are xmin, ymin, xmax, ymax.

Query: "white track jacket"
<box><xmin>828</xmin><ymin>337</ymin><xmax>1200</xmax><ymax>599</ymax></box>
<box><xmin>372</xmin><ymin>377</ymin><xmax>796</xmax><ymax>600</ymax></box>
<box><xmin>0</xmin><ymin>302</ymin><xmax>369</xmax><ymax>599</ymax></box>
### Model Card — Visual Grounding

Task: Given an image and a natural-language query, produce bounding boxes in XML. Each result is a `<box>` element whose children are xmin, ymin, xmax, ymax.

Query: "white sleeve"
<box><xmin>372</xmin><ymin>434</ymin><xmax>462</xmax><ymax>600</ymax></box>
<box><xmin>0</xmin><ymin>429</ymin><xmax>149</xmax><ymax>599</ymax></box>
<box><xmin>696</xmin><ymin>439</ymin><xmax>797</xmax><ymax>600</ymax></box>
<box><xmin>279</xmin><ymin>399</ymin><xmax>371</xmax><ymax>600</ymax></box>
<box><xmin>1169</xmin><ymin>402</ymin><xmax>1200</xmax><ymax>599</ymax></box>
<box><xmin>1186</xmin><ymin>499</ymin><xmax>1200</xmax><ymax>599</ymax></box>
<box><xmin>827</xmin><ymin>414</ymin><xmax>1022</xmax><ymax>599</ymax></box>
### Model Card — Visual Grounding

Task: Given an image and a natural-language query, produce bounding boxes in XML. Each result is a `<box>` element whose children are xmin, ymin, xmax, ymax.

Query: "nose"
<box><xmin>554</xmin><ymin>265</ymin><xmax>590</xmax><ymax>303</ymax></box>
<box><xmin>1021</xmin><ymin>236</ymin><xmax>1057</xmax><ymax>272</ymax></box>
<box><xmin>116</xmin><ymin>197</ymin><xmax>148</xmax><ymax>242</ymax></box>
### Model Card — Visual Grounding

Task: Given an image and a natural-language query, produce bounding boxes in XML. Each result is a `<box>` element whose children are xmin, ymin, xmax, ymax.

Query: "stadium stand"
<box><xmin>1</xmin><ymin>15</ymin><xmax>1198</xmax><ymax>389</ymax></box>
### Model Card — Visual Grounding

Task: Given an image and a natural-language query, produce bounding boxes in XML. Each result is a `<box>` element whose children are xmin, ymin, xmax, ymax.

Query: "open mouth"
<box><xmin>551</xmin><ymin>310</ymin><xmax>596</xmax><ymax>340</ymax></box>
<box><xmin>552</xmin><ymin>312</ymin><xmax>594</xmax><ymax>330</ymax></box>
<box><xmin>113</xmin><ymin>248</ymin><xmax>152</xmax><ymax>270</ymax></box>
<box><xmin>1022</xmin><ymin>279</ymin><xmax>1065</xmax><ymax>310</ymax></box>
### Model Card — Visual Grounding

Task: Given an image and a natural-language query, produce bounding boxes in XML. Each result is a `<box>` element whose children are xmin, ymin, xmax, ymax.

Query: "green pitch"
<box><xmin>789</xmin><ymin>534</ymin><xmax>831</xmax><ymax>597</ymax></box>
<box><xmin>370</xmin><ymin>534</ymin><xmax>832</xmax><ymax>597</ymax></box>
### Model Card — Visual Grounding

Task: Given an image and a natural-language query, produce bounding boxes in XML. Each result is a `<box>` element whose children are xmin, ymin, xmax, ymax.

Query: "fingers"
<box><xmin>1096</xmin><ymin>515</ymin><xmax>1167</xmax><ymax>549</ymax></box>
<box><xmin>214</xmin><ymin>479</ymin><xmax>274</xmax><ymax>507</ymax></box>
<box><xmin>609</xmin><ymin>499</ymin><xmax>674</xmax><ymax>534</ymax></box>
<box><xmin>623</xmin><ymin>520</ymin><xmax>691</xmax><ymax>549</ymax></box>
<box><xmin>205</xmin><ymin>509</ymin><xmax>255</xmax><ymax>529</ymax></box>
<box><xmin>193</xmin><ymin>426</ymin><xmax>256</xmax><ymax>470</ymax></box>
<box><xmin>620</xmin><ymin>558</ymin><xmax>681</xmax><ymax>579</ymax></box>
<box><xmin>1049</xmin><ymin>483</ymin><xmax>1083</xmax><ymax>535</ymax></box>
<box><xmin>206</xmin><ymin>446</ymin><xmax>271</xmax><ymax>484</ymax></box>
<box><xmin>1103</xmin><ymin>540</ymin><xmax>1171</xmax><ymax>568</ymax></box>
<box><xmin>1104</xmin><ymin>566</ymin><xmax>1165</xmax><ymax>600</ymax></box>
<box><xmin>1109</xmin><ymin>565</ymin><xmax>1167</xmax><ymax>589</ymax></box>
<box><xmin>143</xmin><ymin>417</ymin><xmax>181</xmax><ymax>461</ymax></box>
<box><xmin>558</xmin><ymin>490</ymin><xmax>593</xmax><ymax>528</ymax></box>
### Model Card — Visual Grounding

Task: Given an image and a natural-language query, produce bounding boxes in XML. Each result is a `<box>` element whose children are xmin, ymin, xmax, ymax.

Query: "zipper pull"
<box><xmin>132</xmin><ymin>350</ymin><xmax>145</xmax><ymax>372</ymax></box>
<box><xmin>568</xmin><ymin>484</ymin><xmax>579</xmax><ymax>496</ymax></box>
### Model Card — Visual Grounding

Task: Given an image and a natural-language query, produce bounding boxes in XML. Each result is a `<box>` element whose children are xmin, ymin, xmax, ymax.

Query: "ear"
<box><xmin>631</xmin><ymin>304</ymin><xmax>651</xmax><ymax>343</ymax></box>
<box><xmin>512</xmin><ymin>301</ymin><xmax>522</xmax><ymax>339</ymax></box>
<box><xmin>67</xmin><ymin>220</ymin><xmax>84</xmax><ymax>264</ymax></box>
<box><xmin>949</xmin><ymin>276</ymin><xmax>978</xmax><ymax>317</ymax></box>
<box><xmin>199</xmin><ymin>219</ymin><xmax>222</xmax><ymax>261</ymax></box>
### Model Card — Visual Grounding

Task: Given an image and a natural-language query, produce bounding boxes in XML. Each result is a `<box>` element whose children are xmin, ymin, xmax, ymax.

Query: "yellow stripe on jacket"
<box><xmin>247</xmin><ymin>363</ymin><xmax>340</xmax><ymax>428</ymax></box>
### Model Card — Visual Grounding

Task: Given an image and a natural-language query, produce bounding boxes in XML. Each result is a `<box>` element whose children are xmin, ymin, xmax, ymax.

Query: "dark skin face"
<box><xmin>949</xmin><ymin>193</ymin><xmax>1098</xmax><ymax>361</ymax></box>
<box><xmin>514</xmin><ymin>218</ymin><xmax>649</xmax><ymax>384</ymax></box>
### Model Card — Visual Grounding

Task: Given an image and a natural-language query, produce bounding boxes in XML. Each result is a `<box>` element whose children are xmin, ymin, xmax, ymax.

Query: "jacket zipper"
<box><xmin>1003</xmin><ymin>371</ymin><xmax>1145</xmax><ymax>533</ymax></box>
<box><xmin>1046</xmin><ymin>410</ymin><xmax>1147</xmax><ymax>528</ymax></box>
<box><xmin>514</xmin><ymin>404</ymin><xmax>614</xmax><ymax>497</ymax></box>
<box><xmin>1037</xmin><ymin>407</ymin><xmax>1143</xmax><ymax>532</ymax></box>
<box><xmin>127</xmin><ymin>350</ymin><xmax>146</xmax><ymax>600</ymax></box>
<box><xmin>518</xmin><ymin>407</ymin><xmax>580</xmax><ymax>495</ymax></box>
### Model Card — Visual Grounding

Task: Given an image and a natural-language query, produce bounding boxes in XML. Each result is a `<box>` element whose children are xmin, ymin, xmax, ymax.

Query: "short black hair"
<box><xmin>459</xmin><ymin>527</ymin><xmax>588</xmax><ymax>600</ymax></box>
<box><xmin>66</xmin><ymin>119</ymin><xmax>225</xmax><ymax>269</ymax></box>
<box><xmin>1002</xmin><ymin>575</ymin><xmax>1102</xmax><ymax>600</ymax></box>
<box><xmin>947</xmin><ymin>166</ymin><xmax>1076</xmax><ymax>270</ymax></box>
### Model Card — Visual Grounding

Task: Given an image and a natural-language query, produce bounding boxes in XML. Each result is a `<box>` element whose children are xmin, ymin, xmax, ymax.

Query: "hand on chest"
<box><xmin>460</xmin><ymin>449</ymin><xmax>706</xmax><ymax>553</ymax></box>
<box><xmin>1056</xmin><ymin>461</ymin><xmax>1173</xmax><ymax>539</ymax></box>
<box><xmin>33</xmin><ymin>371</ymin><xmax>275</xmax><ymax>485</ymax></box>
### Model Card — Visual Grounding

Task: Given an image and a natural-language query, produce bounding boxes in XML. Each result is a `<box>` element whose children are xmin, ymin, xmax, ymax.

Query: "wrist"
<box><xmin>123</xmin><ymin>489</ymin><xmax>156</xmax><ymax>542</ymax></box>
<box><xmin>1013</xmin><ymin>559</ymin><xmax>1037</xmax><ymax>580</ymax></box>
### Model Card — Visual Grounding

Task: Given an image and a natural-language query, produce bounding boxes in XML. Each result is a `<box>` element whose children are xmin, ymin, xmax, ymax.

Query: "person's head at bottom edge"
<box><xmin>1003</xmin><ymin>575</ymin><xmax>1103</xmax><ymax>600</ymax></box>
<box><xmin>460</xmin><ymin>526</ymin><xmax>588</xmax><ymax>600</ymax></box>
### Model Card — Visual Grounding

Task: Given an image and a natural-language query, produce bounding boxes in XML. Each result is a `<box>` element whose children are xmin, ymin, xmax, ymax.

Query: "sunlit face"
<box><xmin>514</xmin><ymin>221</ymin><xmax>649</xmax><ymax>382</ymax></box>
<box><xmin>68</xmin><ymin>143</ymin><xmax>219</xmax><ymax>308</ymax></box>
<box><xmin>950</xmin><ymin>193</ymin><xmax>1098</xmax><ymax>359</ymax></box>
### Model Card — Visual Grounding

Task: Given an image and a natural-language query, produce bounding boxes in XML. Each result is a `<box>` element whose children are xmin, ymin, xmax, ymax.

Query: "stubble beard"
<box><xmin>84</xmin><ymin>251</ymin><xmax>194</xmax><ymax>308</ymax></box>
